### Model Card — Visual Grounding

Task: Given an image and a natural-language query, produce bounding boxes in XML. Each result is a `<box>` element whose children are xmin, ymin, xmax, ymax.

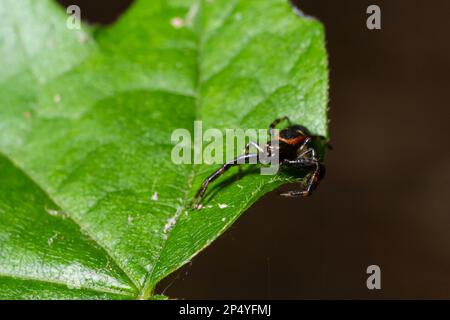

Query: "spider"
<box><xmin>191</xmin><ymin>116</ymin><xmax>328</xmax><ymax>209</ymax></box>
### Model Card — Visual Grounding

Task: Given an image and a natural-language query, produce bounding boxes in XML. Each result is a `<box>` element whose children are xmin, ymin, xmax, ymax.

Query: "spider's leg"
<box><xmin>245</xmin><ymin>141</ymin><xmax>265</xmax><ymax>154</ymax></box>
<box><xmin>297</xmin><ymin>144</ymin><xmax>315</xmax><ymax>159</ymax></box>
<box><xmin>296</xmin><ymin>136</ymin><xmax>312</xmax><ymax>157</ymax></box>
<box><xmin>269</xmin><ymin>116</ymin><xmax>291</xmax><ymax>137</ymax></box>
<box><xmin>238</xmin><ymin>141</ymin><xmax>264</xmax><ymax>177</ymax></box>
<box><xmin>191</xmin><ymin>153</ymin><xmax>258</xmax><ymax>209</ymax></box>
<box><xmin>280</xmin><ymin>156</ymin><xmax>323</xmax><ymax>197</ymax></box>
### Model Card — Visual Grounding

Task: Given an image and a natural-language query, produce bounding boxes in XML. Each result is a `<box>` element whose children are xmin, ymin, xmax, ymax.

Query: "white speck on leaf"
<box><xmin>170</xmin><ymin>17</ymin><xmax>184</xmax><ymax>28</ymax></box>
<box><xmin>235</xmin><ymin>13</ymin><xmax>242</xmax><ymax>21</ymax></box>
<box><xmin>78</xmin><ymin>32</ymin><xmax>88</xmax><ymax>43</ymax></box>
<box><xmin>47</xmin><ymin>232</ymin><xmax>59</xmax><ymax>246</ymax></box>
<box><xmin>164</xmin><ymin>216</ymin><xmax>177</xmax><ymax>234</ymax></box>
<box><xmin>163</xmin><ymin>206</ymin><xmax>184</xmax><ymax>235</ymax></box>
<box><xmin>222</xmin><ymin>217</ymin><xmax>226</xmax><ymax>222</ymax></box>
<box><xmin>218</xmin><ymin>203</ymin><xmax>228</xmax><ymax>209</ymax></box>
<box><xmin>45</xmin><ymin>207</ymin><xmax>67</xmax><ymax>218</ymax></box>
<box><xmin>127</xmin><ymin>216</ymin><xmax>134</xmax><ymax>224</ymax></box>
<box><xmin>53</xmin><ymin>94</ymin><xmax>61</xmax><ymax>104</ymax></box>
<box><xmin>151</xmin><ymin>192</ymin><xmax>158</xmax><ymax>201</ymax></box>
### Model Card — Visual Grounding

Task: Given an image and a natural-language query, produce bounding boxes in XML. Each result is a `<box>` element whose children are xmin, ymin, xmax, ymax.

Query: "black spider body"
<box><xmin>276</xmin><ymin>124</ymin><xmax>311</xmax><ymax>160</ymax></box>
<box><xmin>191</xmin><ymin>117</ymin><xmax>328</xmax><ymax>209</ymax></box>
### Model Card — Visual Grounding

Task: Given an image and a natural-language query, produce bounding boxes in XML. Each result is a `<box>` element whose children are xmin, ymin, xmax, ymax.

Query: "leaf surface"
<box><xmin>0</xmin><ymin>0</ymin><xmax>328</xmax><ymax>299</ymax></box>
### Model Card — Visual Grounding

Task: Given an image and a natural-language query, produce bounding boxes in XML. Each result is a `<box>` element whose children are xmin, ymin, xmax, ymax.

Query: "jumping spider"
<box><xmin>191</xmin><ymin>116</ymin><xmax>328</xmax><ymax>209</ymax></box>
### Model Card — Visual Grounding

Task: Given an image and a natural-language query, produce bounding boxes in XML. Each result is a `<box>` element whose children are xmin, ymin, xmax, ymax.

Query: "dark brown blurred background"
<box><xmin>57</xmin><ymin>0</ymin><xmax>450</xmax><ymax>299</ymax></box>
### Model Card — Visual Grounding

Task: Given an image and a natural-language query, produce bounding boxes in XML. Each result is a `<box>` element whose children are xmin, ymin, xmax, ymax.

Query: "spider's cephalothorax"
<box><xmin>276</xmin><ymin>124</ymin><xmax>311</xmax><ymax>160</ymax></box>
<box><xmin>191</xmin><ymin>116</ymin><xmax>328</xmax><ymax>209</ymax></box>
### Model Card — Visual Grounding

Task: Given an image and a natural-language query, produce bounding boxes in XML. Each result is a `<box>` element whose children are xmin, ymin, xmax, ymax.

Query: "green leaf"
<box><xmin>0</xmin><ymin>0</ymin><xmax>328</xmax><ymax>299</ymax></box>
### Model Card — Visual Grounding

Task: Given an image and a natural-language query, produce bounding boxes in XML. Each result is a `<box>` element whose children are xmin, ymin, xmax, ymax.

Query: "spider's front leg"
<box><xmin>269</xmin><ymin>116</ymin><xmax>291</xmax><ymax>137</ymax></box>
<box><xmin>191</xmin><ymin>153</ymin><xmax>258</xmax><ymax>209</ymax></box>
<box><xmin>280</xmin><ymin>155</ymin><xmax>323</xmax><ymax>197</ymax></box>
<box><xmin>238</xmin><ymin>141</ymin><xmax>267</xmax><ymax>178</ymax></box>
